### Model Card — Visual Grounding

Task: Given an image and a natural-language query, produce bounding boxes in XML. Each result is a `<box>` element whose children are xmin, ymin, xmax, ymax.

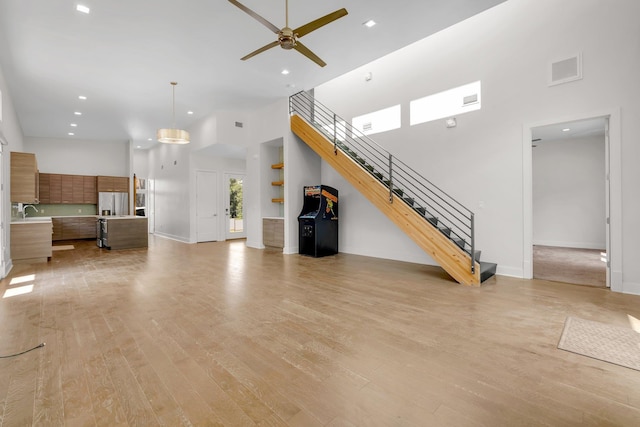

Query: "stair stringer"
<box><xmin>291</xmin><ymin>114</ymin><xmax>481</xmax><ymax>286</ymax></box>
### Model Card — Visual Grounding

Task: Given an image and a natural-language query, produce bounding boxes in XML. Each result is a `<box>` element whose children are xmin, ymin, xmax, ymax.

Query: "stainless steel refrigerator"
<box><xmin>98</xmin><ymin>192</ymin><xmax>129</xmax><ymax>216</ymax></box>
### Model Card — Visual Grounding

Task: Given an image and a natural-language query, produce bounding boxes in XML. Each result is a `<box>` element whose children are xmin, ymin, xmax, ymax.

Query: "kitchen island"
<box><xmin>99</xmin><ymin>216</ymin><xmax>148</xmax><ymax>250</ymax></box>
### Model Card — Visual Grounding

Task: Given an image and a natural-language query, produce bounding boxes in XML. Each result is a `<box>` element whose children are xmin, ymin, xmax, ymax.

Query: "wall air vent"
<box><xmin>462</xmin><ymin>94</ymin><xmax>478</xmax><ymax>106</ymax></box>
<box><xmin>549</xmin><ymin>53</ymin><xmax>582</xmax><ymax>86</ymax></box>
<box><xmin>362</xmin><ymin>122</ymin><xmax>373</xmax><ymax>131</ymax></box>
<box><xmin>235</xmin><ymin>121</ymin><xmax>243</xmax><ymax>128</ymax></box>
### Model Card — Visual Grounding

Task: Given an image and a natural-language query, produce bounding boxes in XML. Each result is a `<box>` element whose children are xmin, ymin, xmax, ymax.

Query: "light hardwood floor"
<box><xmin>1</xmin><ymin>236</ymin><xmax>640</xmax><ymax>426</ymax></box>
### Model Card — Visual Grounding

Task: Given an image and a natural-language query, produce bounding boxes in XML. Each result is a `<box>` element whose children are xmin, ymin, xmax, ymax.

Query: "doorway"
<box><xmin>225</xmin><ymin>173</ymin><xmax>246</xmax><ymax>240</ymax></box>
<box><xmin>525</xmin><ymin>112</ymin><xmax>621</xmax><ymax>290</ymax></box>
<box><xmin>531</xmin><ymin>117</ymin><xmax>607</xmax><ymax>287</ymax></box>
<box><xmin>196</xmin><ymin>170</ymin><xmax>218</xmax><ymax>242</ymax></box>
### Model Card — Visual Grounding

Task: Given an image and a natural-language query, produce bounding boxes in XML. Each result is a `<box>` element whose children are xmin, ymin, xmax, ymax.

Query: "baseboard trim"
<box><xmin>496</xmin><ymin>265</ymin><xmax>524</xmax><ymax>278</ymax></box>
<box><xmin>533</xmin><ymin>241</ymin><xmax>605</xmax><ymax>250</ymax></box>
<box><xmin>621</xmin><ymin>281</ymin><xmax>640</xmax><ymax>296</ymax></box>
<box><xmin>154</xmin><ymin>232</ymin><xmax>192</xmax><ymax>244</ymax></box>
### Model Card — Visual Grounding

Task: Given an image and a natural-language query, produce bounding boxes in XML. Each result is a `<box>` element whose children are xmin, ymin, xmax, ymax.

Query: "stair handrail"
<box><xmin>290</xmin><ymin>91</ymin><xmax>476</xmax><ymax>274</ymax></box>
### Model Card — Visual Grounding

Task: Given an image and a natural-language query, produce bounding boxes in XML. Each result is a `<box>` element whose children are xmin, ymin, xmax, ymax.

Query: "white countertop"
<box><xmin>10</xmin><ymin>217</ymin><xmax>52</xmax><ymax>224</ymax></box>
<box><xmin>98</xmin><ymin>215</ymin><xmax>147</xmax><ymax>220</ymax></box>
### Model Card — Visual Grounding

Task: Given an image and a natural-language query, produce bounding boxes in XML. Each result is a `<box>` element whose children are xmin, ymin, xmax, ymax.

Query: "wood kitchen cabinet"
<box><xmin>39</xmin><ymin>173</ymin><xmax>98</xmax><ymax>204</ymax></box>
<box><xmin>61</xmin><ymin>174</ymin><xmax>74</xmax><ymax>203</ymax></box>
<box><xmin>10</xmin><ymin>152</ymin><xmax>39</xmax><ymax>203</ymax></box>
<box><xmin>84</xmin><ymin>176</ymin><xmax>97</xmax><ymax>204</ymax></box>
<box><xmin>11</xmin><ymin>221</ymin><xmax>52</xmax><ymax>261</ymax></box>
<box><xmin>97</xmin><ymin>175</ymin><xmax>129</xmax><ymax>192</ymax></box>
<box><xmin>49</xmin><ymin>174</ymin><xmax>62</xmax><ymax>203</ymax></box>
<box><xmin>52</xmin><ymin>216</ymin><xmax>98</xmax><ymax>241</ymax></box>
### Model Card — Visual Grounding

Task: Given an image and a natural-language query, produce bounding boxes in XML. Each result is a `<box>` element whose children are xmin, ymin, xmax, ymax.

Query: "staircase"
<box><xmin>289</xmin><ymin>91</ymin><xmax>496</xmax><ymax>286</ymax></box>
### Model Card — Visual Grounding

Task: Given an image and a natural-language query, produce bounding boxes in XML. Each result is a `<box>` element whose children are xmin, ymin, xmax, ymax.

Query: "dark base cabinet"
<box><xmin>52</xmin><ymin>216</ymin><xmax>98</xmax><ymax>241</ymax></box>
<box><xmin>101</xmin><ymin>217</ymin><xmax>148</xmax><ymax>250</ymax></box>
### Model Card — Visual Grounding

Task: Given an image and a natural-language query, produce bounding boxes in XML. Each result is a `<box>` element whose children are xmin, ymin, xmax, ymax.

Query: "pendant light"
<box><xmin>157</xmin><ymin>82</ymin><xmax>190</xmax><ymax>144</ymax></box>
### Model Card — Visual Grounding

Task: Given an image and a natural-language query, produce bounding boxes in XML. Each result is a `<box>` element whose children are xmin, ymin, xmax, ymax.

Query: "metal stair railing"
<box><xmin>290</xmin><ymin>91</ymin><xmax>476</xmax><ymax>274</ymax></box>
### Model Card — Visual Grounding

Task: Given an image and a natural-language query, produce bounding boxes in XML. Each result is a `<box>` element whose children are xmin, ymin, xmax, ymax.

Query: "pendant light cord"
<box><xmin>171</xmin><ymin>82</ymin><xmax>177</xmax><ymax>129</ymax></box>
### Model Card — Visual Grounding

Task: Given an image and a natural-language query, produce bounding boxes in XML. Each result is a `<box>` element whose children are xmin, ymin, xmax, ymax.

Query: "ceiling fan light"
<box><xmin>157</xmin><ymin>128</ymin><xmax>190</xmax><ymax>144</ymax></box>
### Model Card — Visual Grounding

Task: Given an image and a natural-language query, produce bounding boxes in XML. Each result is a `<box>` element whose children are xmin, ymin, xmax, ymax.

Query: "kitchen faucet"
<box><xmin>22</xmin><ymin>204</ymin><xmax>39</xmax><ymax>219</ymax></box>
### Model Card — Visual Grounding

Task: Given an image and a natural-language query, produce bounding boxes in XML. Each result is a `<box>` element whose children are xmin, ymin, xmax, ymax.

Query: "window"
<box><xmin>410</xmin><ymin>81</ymin><xmax>481</xmax><ymax>126</ymax></box>
<box><xmin>352</xmin><ymin>104</ymin><xmax>401</xmax><ymax>136</ymax></box>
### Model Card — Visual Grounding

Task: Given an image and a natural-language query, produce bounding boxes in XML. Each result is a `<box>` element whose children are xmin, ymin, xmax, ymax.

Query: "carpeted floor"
<box><xmin>533</xmin><ymin>245</ymin><xmax>606</xmax><ymax>287</ymax></box>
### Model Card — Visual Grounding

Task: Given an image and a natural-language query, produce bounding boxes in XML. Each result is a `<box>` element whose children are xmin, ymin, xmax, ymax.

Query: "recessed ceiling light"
<box><xmin>187</xmin><ymin>111</ymin><xmax>194</xmax><ymax>115</ymax></box>
<box><xmin>74</xmin><ymin>111</ymin><xmax>82</xmax><ymax>115</ymax></box>
<box><xmin>281</xmin><ymin>69</ymin><xmax>290</xmax><ymax>75</ymax></box>
<box><xmin>363</xmin><ymin>20</ymin><xmax>376</xmax><ymax>28</ymax></box>
<box><xmin>76</xmin><ymin>5</ymin><xmax>90</xmax><ymax>14</ymax></box>
<box><xmin>562</xmin><ymin>128</ymin><xmax>571</xmax><ymax>132</ymax></box>
<box><xmin>70</xmin><ymin>123</ymin><xmax>78</xmax><ymax>127</ymax></box>
<box><xmin>78</xmin><ymin>95</ymin><xmax>87</xmax><ymax>100</ymax></box>
<box><xmin>68</xmin><ymin>132</ymin><xmax>75</xmax><ymax>136</ymax></box>
<box><xmin>148</xmin><ymin>138</ymin><xmax>153</xmax><ymax>141</ymax></box>
<box><xmin>136</xmin><ymin>145</ymin><xmax>142</xmax><ymax>149</ymax></box>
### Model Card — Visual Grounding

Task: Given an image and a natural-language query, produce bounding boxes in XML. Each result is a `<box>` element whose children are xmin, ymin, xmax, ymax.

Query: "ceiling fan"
<box><xmin>228</xmin><ymin>0</ymin><xmax>348</xmax><ymax>67</ymax></box>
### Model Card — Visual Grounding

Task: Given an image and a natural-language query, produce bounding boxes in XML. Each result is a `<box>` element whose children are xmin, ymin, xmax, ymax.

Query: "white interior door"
<box><xmin>224</xmin><ymin>173</ymin><xmax>246</xmax><ymax>240</ymax></box>
<box><xmin>196</xmin><ymin>171</ymin><xmax>218</xmax><ymax>242</ymax></box>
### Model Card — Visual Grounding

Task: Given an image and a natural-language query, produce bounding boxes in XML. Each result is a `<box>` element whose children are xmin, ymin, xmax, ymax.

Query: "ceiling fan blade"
<box><xmin>228</xmin><ymin>0</ymin><xmax>280</xmax><ymax>34</ymax></box>
<box><xmin>293</xmin><ymin>41</ymin><xmax>326</xmax><ymax>67</ymax></box>
<box><xmin>294</xmin><ymin>8</ymin><xmax>348</xmax><ymax>38</ymax></box>
<box><xmin>241</xmin><ymin>40</ymin><xmax>280</xmax><ymax>61</ymax></box>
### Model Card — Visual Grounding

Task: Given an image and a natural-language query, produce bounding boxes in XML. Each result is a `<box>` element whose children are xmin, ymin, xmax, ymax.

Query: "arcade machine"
<box><xmin>298</xmin><ymin>185</ymin><xmax>339</xmax><ymax>257</ymax></box>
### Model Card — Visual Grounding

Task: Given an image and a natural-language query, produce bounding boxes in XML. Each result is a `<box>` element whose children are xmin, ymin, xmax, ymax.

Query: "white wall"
<box><xmin>148</xmin><ymin>142</ymin><xmax>191</xmax><ymax>241</ymax></box>
<box><xmin>0</xmin><ymin>64</ymin><xmax>25</xmax><ymax>278</ymax></box>
<box><xmin>533</xmin><ymin>136</ymin><xmax>605</xmax><ymax>249</ymax></box>
<box><xmin>24</xmin><ymin>137</ymin><xmax>129</xmax><ymax>176</ymax></box>
<box><xmin>312</xmin><ymin>0</ymin><xmax>640</xmax><ymax>293</ymax></box>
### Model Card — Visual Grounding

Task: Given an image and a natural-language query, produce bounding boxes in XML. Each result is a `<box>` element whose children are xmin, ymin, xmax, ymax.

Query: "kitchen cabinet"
<box><xmin>263</xmin><ymin>217</ymin><xmax>284</xmax><ymax>248</ymax></box>
<box><xmin>61</xmin><ymin>174</ymin><xmax>74</xmax><ymax>203</ymax></box>
<box><xmin>10</xmin><ymin>152</ymin><xmax>39</xmax><ymax>203</ymax></box>
<box><xmin>97</xmin><ymin>175</ymin><xmax>129</xmax><ymax>192</ymax></box>
<box><xmin>39</xmin><ymin>173</ymin><xmax>51</xmax><ymax>204</ymax></box>
<box><xmin>84</xmin><ymin>176</ymin><xmax>97</xmax><ymax>204</ymax></box>
<box><xmin>10</xmin><ymin>220</ymin><xmax>52</xmax><ymax>261</ymax></box>
<box><xmin>52</xmin><ymin>216</ymin><xmax>98</xmax><ymax>241</ymax></box>
<box><xmin>39</xmin><ymin>173</ymin><xmax>98</xmax><ymax>204</ymax></box>
<box><xmin>101</xmin><ymin>216</ymin><xmax>147</xmax><ymax>249</ymax></box>
<box><xmin>49</xmin><ymin>174</ymin><xmax>62</xmax><ymax>203</ymax></box>
<box><xmin>52</xmin><ymin>218</ymin><xmax>63</xmax><ymax>241</ymax></box>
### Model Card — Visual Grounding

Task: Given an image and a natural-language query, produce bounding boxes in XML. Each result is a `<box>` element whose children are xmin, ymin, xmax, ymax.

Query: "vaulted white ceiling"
<box><xmin>0</xmin><ymin>0</ymin><xmax>507</xmax><ymax>149</ymax></box>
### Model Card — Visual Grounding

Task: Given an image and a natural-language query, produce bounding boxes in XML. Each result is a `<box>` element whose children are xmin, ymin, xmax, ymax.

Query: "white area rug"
<box><xmin>558</xmin><ymin>316</ymin><xmax>640</xmax><ymax>371</ymax></box>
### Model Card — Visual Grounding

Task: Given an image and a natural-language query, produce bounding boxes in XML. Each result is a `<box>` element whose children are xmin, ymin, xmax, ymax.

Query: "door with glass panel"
<box><xmin>225</xmin><ymin>173</ymin><xmax>245</xmax><ymax>240</ymax></box>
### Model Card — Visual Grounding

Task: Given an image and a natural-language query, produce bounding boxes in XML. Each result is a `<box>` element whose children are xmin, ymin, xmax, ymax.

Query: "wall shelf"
<box><xmin>271</xmin><ymin>161</ymin><xmax>284</xmax><ymax>204</ymax></box>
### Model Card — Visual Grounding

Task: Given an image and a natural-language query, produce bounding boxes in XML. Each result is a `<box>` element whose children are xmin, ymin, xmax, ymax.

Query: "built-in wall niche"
<box><xmin>261</xmin><ymin>138</ymin><xmax>284</xmax><ymax>218</ymax></box>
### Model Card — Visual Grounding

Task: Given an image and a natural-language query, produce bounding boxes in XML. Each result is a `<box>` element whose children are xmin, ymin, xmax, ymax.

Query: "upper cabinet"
<box><xmin>38</xmin><ymin>173</ymin><xmax>99</xmax><ymax>204</ymax></box>
<box><xmin>97</xmin><ymin>175</ymin><xmax>129</xmax><ymax>193</ymax></box>
<box><xmin>10</xmin><ymin>152</ymin><xmax>39</xmax><ymax>203</ymax></box>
